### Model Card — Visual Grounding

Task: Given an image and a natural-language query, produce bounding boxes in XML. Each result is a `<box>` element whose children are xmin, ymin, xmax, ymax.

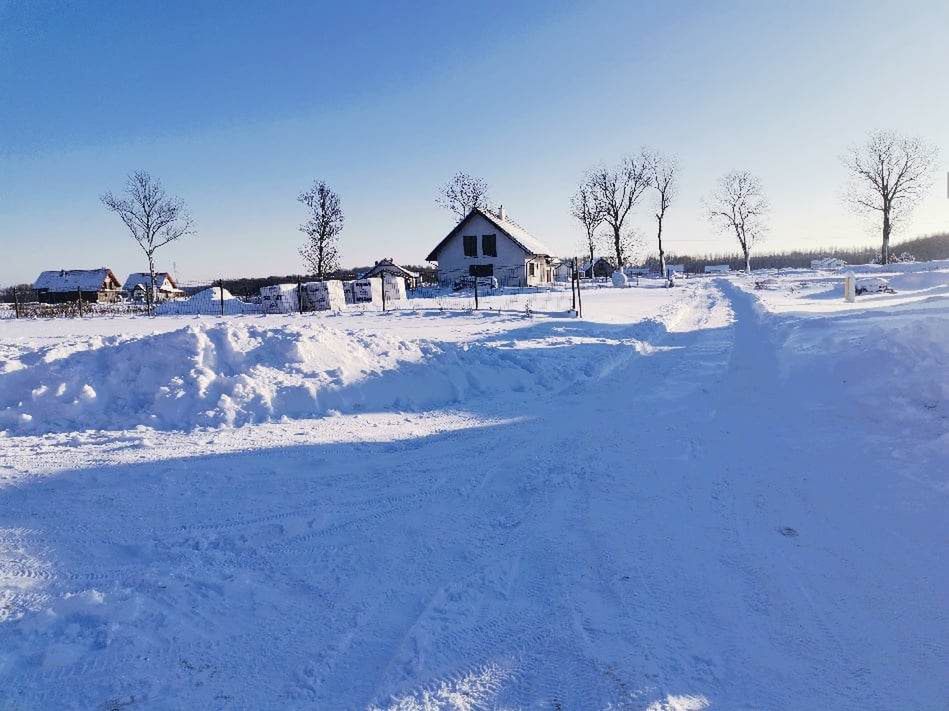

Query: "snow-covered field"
<box><xmin>0</xmin><ymin>267</ymin><xmax>946</xmax><ymax>709</ymax></box>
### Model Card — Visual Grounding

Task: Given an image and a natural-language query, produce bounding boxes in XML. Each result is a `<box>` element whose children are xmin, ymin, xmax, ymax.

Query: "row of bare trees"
<box><xmin>98</xmin><ymin>130</ymin><xmax>938</xmax><ymax>295</ymax></box>
<box><xmin>570</xmin><ymin>152</ymin><xmax>678</xmax><ymax>275</ymax></box>
<box><xmin>100</xmin><ymin>173</ymin><xmax>347</xmax><ymax>303</ymax></box>
<box><xmin>569</xmin><ymin>129</ymin><xmax>938</xmax><ymax>272</ymax></box>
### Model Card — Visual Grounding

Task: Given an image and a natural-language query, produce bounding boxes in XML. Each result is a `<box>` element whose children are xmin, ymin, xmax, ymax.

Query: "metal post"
<box><xmin>571</xmin><ymin>260</ymin><xmax>577</xmax><ymax>313</ymax></box>
<box><xmin>298</xmin><ymin>280</ymin><xmax>304</xmax><ymax>314</ymax></box>
<box><xmin>77</xmin><ymin>288</ymin><xmax>83</xmax><ymax>317</ymax></box>
<box><xmin>13</xmin><ymin>287</ymin><xmax>20</xmax><ymax>319</ymax></box>
<box><xmin>219</xmin><ymin>279</ymin><xmax>225</xmax><ymax>316</ymax></box>
<box><xmin>381</xmin><ymin>277</ymin><xmax>387</xmax><ymax>312</ymax></box>
<box><xmin>473</xmin><ymin>275</ymin><xmax>479</xmax><ymax>310</ymax></box>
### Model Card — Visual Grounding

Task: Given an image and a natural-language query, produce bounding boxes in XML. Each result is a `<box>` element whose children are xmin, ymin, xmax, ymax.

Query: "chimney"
<box><xmin>498</xmin><ymin>204</ymin><xmax>506</xmax><ymax>221</ymax></box>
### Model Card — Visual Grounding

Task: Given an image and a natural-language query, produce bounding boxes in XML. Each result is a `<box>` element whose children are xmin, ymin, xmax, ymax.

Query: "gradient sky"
<box><xmin>2</xmin><ymin>0</ymin><xmax>947</xmax><ymax>285</ymax></box>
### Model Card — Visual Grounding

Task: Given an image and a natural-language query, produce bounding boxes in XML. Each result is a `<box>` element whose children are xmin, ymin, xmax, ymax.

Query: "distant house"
<box><xmin>553</xmin><ymin>261</ymin><xmax>575</xmax><ymax>282</ymax></box>
<box><xmin>426</xmin><ymin>206</ymin><xmax>555</xmax><ymax>287</ymax></box>
<box><xmin>362</xmin><ymin>259</ymin><xmax>421</xmax><ymax>289</ymax></box>
<box><xmin>665</xmin><ymin>264</ymin><xmax>685</xmax><ymax>276</ymax></box>
<box><xmin>123</xmin><ymin>272</ymin><xmax>185</xmax><ymax>302</ymax></box>
<box><xmin>34</xmin><ymin>268</ymin><xmax>122</xmax><ymax>303</ymax></box>
<box><xmin>581</xmin><ymin>257</ymin><xmax>614</xmax><ymax>278</ymax></box>
<box><xmin>704</xmin><ymin>264</ymin><xmax>731</xmax><ymax>274</ymax></box>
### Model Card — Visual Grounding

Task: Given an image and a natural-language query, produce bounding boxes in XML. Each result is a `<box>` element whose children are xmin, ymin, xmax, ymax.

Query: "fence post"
<box><xmin>219</xmin><ymin>279</ymin><xmax>225</xmax><ymax>316</ymax></box>
<box><xmin>473</xmin><ymin>276</ymin><xmax>479</xmax><ymax>310</ymax></box>
<box><xmin>298</xmin><ymin>279</ymin><xmax>304</xmax><ymax>314</ymax></box>
<box><xmin>381</xmin><ymin>277</ymin><xmax>387</xmax><ymax>312</ymax></box>
<box><xmin>13</xmin><ymin>287</ymin><xmax>20</xmax><ymax>319</ymax></box>
<box><xmin>77</xmin><ymin>288</ymin><xmax>83</xmax><ymax>318</ymax></box>
<box><xmin>574</xmin><ymin>258</ymin><xmax>582</xmax><ymax>319</ymax></box>
<box><xmin>571</xmin><ymin>260</ymin><xmax>577</xmax><ymax>313</ymax></box>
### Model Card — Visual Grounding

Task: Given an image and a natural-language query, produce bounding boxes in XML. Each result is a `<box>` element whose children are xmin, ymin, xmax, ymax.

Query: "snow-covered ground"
<box><xmin>0</xmin><ymin>270</ymin><xmax>946</xmax><ymax>709</ymax></box>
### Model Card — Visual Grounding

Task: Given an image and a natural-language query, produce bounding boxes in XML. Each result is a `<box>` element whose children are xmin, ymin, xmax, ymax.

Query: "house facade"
<box><xmin>426</xmin><ymin>207</ymin><xmax>555</xmax><ymax>288</ymax></box>
<box><xmin>34</xmin><ymin>268</ymin><xmax>122</xmax><ymax>303</ymax></box>
<box><xmin>123</xmin><ymin>272</ymin><xmax>185</xmax><ymax>301</ymax></box>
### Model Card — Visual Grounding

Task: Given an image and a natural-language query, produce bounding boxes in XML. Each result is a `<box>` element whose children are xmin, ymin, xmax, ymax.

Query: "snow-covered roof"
<box><xmin>34</xmin><ymin>268</ymin><xmax>121</xmax><ymax>293</ymax></box>
<box><xmin>123</xmin><ymin>272</ymin><xmax>182</xmax><ymax>292</ymax></box>
<box><xmin>426</xmin><ymin>207</ymin><xmax>553</xmax><ymax>262</ymax></box>
<box><xmin>363</xmin><ymin>260</ymin><xmax>420</xmax><ymax>279</ymax></box>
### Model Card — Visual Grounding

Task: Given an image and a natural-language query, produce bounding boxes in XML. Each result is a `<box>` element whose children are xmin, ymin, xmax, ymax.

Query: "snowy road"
<box><xmin>1</xmin><ymin>279</ymin><xmax>946</xmax><ymax>709</ymax></box>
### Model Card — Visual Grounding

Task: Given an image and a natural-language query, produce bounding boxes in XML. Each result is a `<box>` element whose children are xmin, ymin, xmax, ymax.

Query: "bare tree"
<box><xmin>101</xmin><ymin>171</ymin><xmax>194</xmax><ymax>308</ymax></box>
<box><xmin>706</xmin><ymin>171</ymin><xmax>768</xmax><ymax>272</ymax></box>
<box><xmin>843</xmin><ymin>130</ymin><xmax>938</xmax><ymax>264</ymax></box>
<box><xmin>437</xmin><ymin>172</ymin><xmax>490</xmax><ymax>220</ymax></box>
<box><xmin>298</xmin><ymin>181</ymin><xmax>344</xmax><ymax>279</ymax></box>
<box><xmin>644</xmin><ymin>150</ymin><xmax>678</xmax><ymax>276</ymax></box>
<box><xmin>570</xmin><ymin>180</ymin><xmax>604</xmax><ymax>273</ymax></box>
<box><xmin>588</xmin><ymin>155</ymin><xmax>650</xmax><ymax>267</ymax></box>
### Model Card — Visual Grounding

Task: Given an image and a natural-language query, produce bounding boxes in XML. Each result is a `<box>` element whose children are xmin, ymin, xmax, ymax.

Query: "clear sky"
<box><xmin>1</xmin><ymin>0</ymin><xmax>947</xmax><ymax>285</ymax></box>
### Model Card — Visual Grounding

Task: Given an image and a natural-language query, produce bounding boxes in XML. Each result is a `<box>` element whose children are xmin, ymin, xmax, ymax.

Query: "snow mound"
<box><xmin>155</xmin><ymin>286</ymin><xmax>260</xmax><ymax>315</ymax></box>
<box><xmin>855</xmin><ymin>277</ymin><xmax>892</xmax><ymax>294</ymax></box>
<box><xmin>0</xmin><ymin>321</ymin><xmax>636</xmax><ymax>434</ymax></box>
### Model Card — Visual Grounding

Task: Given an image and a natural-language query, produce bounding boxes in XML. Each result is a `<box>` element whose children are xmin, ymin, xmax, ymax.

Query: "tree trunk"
<box><xmin>744</xmin><ymin>248</ymin><xmax>751</xmax><ymax>273</ymax></box>
<box><xmin>881</xmin><ymin>209</ymin><xmax>891</xmax><ymax>265</ymax></box>
<box><xmin>148</xmin><ymin>255</ymin><xmax>157</xmax><ymax>314</ymax></box>
<box><xmin>612</xmin><ymin>226</ymin><xmax>623</xmax><ymax>269</ymax></box>
<box><xmin>656</xmin><ymin>215</ymin><xmax>666</xmax><ymax>276</ymax></box>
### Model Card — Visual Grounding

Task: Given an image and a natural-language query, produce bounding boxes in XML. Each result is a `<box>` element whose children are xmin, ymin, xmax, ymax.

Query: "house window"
<box><xmin>482</xmin><ymin>234</ymin><xmax>497</xmax><ymax>257</ymax></box>
<box><xmin>528</xmin><ymin>262</ymin><xmax>536</xmax><ymax>277</ymax></box>
<box><xmin>463</xmin><ymin>235</ymin><xmax>477</xmax><ymax>257</ymax></box>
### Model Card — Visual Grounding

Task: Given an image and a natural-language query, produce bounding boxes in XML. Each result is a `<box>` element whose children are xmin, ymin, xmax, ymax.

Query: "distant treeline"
<box><xmin>637</xmin><ymin>233</ymin><xmax>949</xmax><ymax>273</ymax></box>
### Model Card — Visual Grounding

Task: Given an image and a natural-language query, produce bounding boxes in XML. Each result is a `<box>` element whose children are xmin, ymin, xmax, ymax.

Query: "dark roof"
<box><xmin>34</xmin><ymin>268</ymin><xmax>121</xmax><ymax>292</ymax></box>
<box><xmin>426</xmin><ymin>207</ymin><xmax>553</xmax><ymax>262</ymax></box>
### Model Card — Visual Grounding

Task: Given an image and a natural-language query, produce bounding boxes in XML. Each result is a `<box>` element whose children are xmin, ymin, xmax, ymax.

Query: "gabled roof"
<box><xmin>34</xmin><ymin>268</ymin><xmax>121</xmax><ymax>292</ymax></box>
<box><xmin>123</xmin><ymin>272</ymin><xmax>182</xmax><ymax>292</ymax></box>
<box><xmin>426</xmin><ymin>207</ymin><xmax>553</xmax><ymax>262</ymax></box>
<box><xmin>363</xmin><ymin>260</ymin><xmax>420</xmax><ymax>279</ymax></box>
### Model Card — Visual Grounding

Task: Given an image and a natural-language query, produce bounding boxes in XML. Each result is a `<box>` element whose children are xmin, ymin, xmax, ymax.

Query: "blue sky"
<box><xmin>1</xmin><ymin>0</ymin><xmax>947</xmax><ymax>285</ymax></box>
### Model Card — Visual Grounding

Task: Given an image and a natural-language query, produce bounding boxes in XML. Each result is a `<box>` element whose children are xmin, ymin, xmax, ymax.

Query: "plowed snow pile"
<box><xmin>0</xmin><ymin>320</ymin><xmax>639</xmax><ymax>434</ymax></box>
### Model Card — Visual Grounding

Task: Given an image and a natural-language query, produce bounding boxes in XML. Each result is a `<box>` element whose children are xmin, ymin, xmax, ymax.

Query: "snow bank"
<box><xmin>0</xmin><ymin>320</ymin><xmax>638</xmax><ymax>434</ymax></box>
<box><xmin>781</xmin><ymin>303</ymin><xmax>949</xmax><ymax>467</ymax></box>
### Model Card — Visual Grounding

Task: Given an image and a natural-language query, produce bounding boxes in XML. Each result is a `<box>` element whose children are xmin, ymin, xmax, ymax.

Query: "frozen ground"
<box><xmin>0</xmin><ymin>270</ymin><xmax>946</xmax><ymax>709</ymax></box>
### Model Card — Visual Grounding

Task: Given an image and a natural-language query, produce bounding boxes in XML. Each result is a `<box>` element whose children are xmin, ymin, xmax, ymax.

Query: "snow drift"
<box><xmin>0</xmin><ymin>321</ymin><xmax>639</xmax><ymax>434</ymax></box>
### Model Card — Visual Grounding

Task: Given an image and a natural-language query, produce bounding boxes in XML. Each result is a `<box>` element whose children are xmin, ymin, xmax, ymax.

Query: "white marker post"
<box><xmin>844</xmin><ymin>273</ymin><xmax>856</xmax><ymax>303</ymax></box>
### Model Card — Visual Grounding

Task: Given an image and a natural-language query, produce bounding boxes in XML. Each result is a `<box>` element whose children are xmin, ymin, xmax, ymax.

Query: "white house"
<box><xmin>123</xmin><ymin>272</ymin><xmax>185</xmax><ymax>301</ymax></box>
<box><xmin>426</xmin><ymin>206</ymin><xmax>555</xmax><ymax>288</ymax></box>
<box><xmin>703</xmin><ymin>264</ymin><xmax>731</xmax><ymax>274</ymax></box>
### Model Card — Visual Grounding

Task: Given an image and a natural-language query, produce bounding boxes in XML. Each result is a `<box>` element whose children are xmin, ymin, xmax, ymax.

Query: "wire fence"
<box><xmin>0</xmin><ymin>262</ymin><xmax>649</xmax><ymax>320</ymax></box>
<box><xmin>0</xmin><ymin>278</ymin><xmax>575</xmax><ymax>319</ymax></box>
